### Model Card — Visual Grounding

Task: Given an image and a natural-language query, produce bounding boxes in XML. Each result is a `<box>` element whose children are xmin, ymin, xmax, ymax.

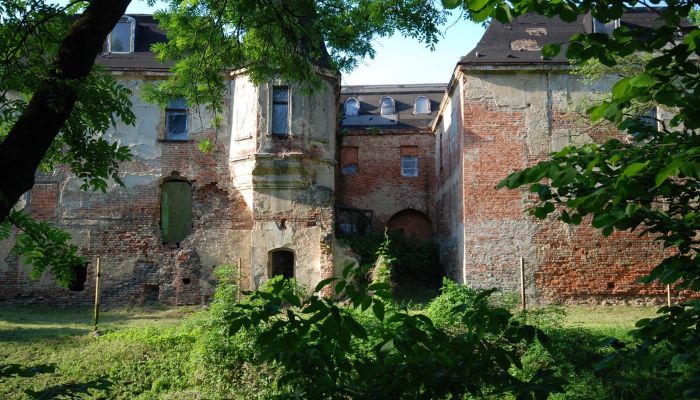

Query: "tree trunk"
<box><xmin>0</xmin><ymin>0</ymin><xmax>132</xmax><ymax>222</ymax></box>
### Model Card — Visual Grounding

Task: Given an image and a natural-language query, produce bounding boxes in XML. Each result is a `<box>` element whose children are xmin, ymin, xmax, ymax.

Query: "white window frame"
<box><xmin>401</xmin><ymin>156</ymin><xmax>418</xmax><ymax>177</ymax></box>
<box><xmin>165</xmin><ymin>98</ymin><xmax>189</xmax><ymax>141</ymax></box>
<box><xmin>380</xmin><ymin>96</ymin><xmax>395</xmax><ymax>115</ymax></box>
<box><xmin>271</xmin><ymin>85</ymin><xmax>290</xmax><ymax>137</ymax></box>
<box><xmin>414</xmin><ymin>96</ymin><xmax>431</xmax><ymax>114</ymax></box>
<box><xmin>344</xmin><ymin>97</ymin><xmax>360</xmax><ymax>117</ymax></box>
<box><xmin>107</xmin><ymin>16</ymin><xmax>135</xmax><ymax>53</ymax></box>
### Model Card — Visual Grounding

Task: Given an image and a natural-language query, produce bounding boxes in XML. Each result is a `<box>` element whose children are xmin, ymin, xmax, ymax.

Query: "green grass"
<box><xmin>0</xmin><ymin>306</ymin><xmax>206</xmax><ymax>399</ymax></box>
<box><xmin>0</xmin><ymin>303</ymin><xmax>667</xmax><ymax>399</ymax></box>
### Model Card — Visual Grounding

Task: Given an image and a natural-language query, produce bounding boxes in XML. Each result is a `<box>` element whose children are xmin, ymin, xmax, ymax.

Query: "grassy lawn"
<box><xmin>0</xmin><ymin>303</ymin><xmax>665</xmax><ymax>399</ymax></box>
<box><xmin>0</xmin><ymin>306</ymin><xmax>207</xmax><ymax>399</ymax></box>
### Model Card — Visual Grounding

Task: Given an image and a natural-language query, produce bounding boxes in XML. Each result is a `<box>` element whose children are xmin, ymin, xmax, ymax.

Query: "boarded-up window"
<box><xmin>341</xmin><ymin>146</ymin><xmax>358</xmax><ymax>175</ymax></box>
<box><xmin>161</xmin><ymin>180</ymin><xmax>192</xmax><ymax>243</ymax></box>
<box><xmin>272</xmin><ymin>86</ymin><xmax>289</xmax><ymax>136</ymax></box>
<box><xmin>270</xmin><ymin>249</ymin><xmax>294</xmax><ymax>278</ymax></box>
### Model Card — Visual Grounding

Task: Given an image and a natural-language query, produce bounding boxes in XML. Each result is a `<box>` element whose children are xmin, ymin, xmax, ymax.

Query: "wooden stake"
<box><xmin>667</xmin><ymin>284</ymin><xmax>672</xmax><ymax>307</ymax></box>
<box><xmin>237</xmin><ymin>258</ymin><xmax>242</xmax><ymax>302</ymax></box>
<box><xmin>93</xmin><ymin>257</ymin><xmax>101</xmax><ymax>333</ymax></box>
<box><xmin>520</xmin><ymin>257</ymin><xmax>526</xmax><ymax>311</ymax></box>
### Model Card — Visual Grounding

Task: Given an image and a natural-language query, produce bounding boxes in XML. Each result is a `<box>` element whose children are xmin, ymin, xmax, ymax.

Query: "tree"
<box><xmin>440</xmin><ymin>0</ymin><xmax>700</xmax><ymax>396</ymax></box>
<box><xmin>0</xmin><ymin>0</ymin><xmax>134</xmax><ymax>285</ymax></box>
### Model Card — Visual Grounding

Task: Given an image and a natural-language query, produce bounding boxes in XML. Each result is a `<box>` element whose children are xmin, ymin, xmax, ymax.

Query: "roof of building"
<box><xmin>97</xmin><ymin>15</ymin><xmax>170</xmax><ymax>71</ymax></box>
<box><xmin>460</xmin><ymin>8</ymin><xmax>694</xmax><ymax>67</ymax></box>
<box><xmin>339</xmin><ymin>84</ymin><xmax>446</xmax><ymax>130</ymax></box>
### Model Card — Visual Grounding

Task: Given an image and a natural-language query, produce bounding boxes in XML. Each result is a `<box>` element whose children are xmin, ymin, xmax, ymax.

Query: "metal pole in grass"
<box><xmin>93</xmin><ymin>257</ymin><xmax>101</xmax><ymax>335</ymax></box>
<box><xmin>520</xmin><ymin>257</ymin><xmax>526</xmax><ymax>311</ymax></box>
<box><xmin>667</xmin><ymin>284</ymin><xmax>672</xmax><ymax>307</ymax></box>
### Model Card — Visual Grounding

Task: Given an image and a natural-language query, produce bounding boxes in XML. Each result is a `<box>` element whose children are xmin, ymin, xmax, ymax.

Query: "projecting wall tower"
<box><xmin>228</xmin><ymin>72</ymin><xmax>339</xmax><ymax>290</ymax></box>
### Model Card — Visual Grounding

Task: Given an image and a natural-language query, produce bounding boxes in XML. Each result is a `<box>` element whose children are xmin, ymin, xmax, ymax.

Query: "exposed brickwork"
<box><xmin>30</xmin><ymin>183</ymin><xmax>59</xmax><ymax>220</ymax></box>
<box><xmin>454</xmin><ymin>71</ymin><xmax>680</xmax><ymax>304</ymax></box>
<box><xmin>338</xmin><ymin>130</ymin><xmax>436</xmax><ymax>232</ymax></box>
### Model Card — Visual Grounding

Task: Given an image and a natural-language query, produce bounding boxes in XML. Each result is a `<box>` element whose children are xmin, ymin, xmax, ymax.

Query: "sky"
<box><xmin>123</xmin><ymin>1</ymin><xmax>485</xmax><ymax>86</ymax></box>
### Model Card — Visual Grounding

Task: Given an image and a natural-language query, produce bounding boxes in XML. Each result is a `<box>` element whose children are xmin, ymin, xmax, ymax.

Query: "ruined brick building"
<box><xmin>0</xmin><ymin>10</ymin><xmax>674</xmax><ymax>306</ymax></box>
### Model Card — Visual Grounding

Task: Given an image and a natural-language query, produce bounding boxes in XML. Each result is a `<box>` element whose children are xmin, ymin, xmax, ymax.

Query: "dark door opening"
<box><xmin>270</xmin><ymin>250</ymin><xmax>294</xmax><ymax>279</ymax></box>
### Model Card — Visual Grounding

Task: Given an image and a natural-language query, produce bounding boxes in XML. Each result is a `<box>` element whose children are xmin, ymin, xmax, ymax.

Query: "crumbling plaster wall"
<box><xmin>459</xmin><ymin>68</ymin><xmax>668</xmax><ymax>303</ymax></box>
<box><xmin>229</xmin><ymin>74</ymin><xmax>339</xmax><ymax>291</ymax></box>
<box><xmin>1</xmin><ymin>74</ymin><xmax>254</xmax><ymax>306</ymax></box>
<box><xmin>435</xmin><ymin>86</ymin><xmax>465</xmax><ymax>282</ymax></box>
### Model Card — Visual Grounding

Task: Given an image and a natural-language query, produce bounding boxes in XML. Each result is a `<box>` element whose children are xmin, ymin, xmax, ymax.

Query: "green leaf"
<box><xmin>655</xmin><ymin>158</ymin><xmax>683</xmax><ymax>187</ymax></box>
<box><xmin>622</xmin><ymin>161</ymin><xmax>650</xmax><ymax>178</ymax></box>
<box><xmin>380</xmin><ymin>339</ymin><xmax>394</xmax><ymax>353</ymax></box>
<box><xmin>541</xmin><ymin>43</ymin><xmax>561</xmax><ymax>58</ymax></box>
<box><xmin>372</xmin><ymin>300</ymin><xmax>385</xmax><ymax>321</ymax></box>
<box><xmin>314</xmin><ymin>277</ymin><xmax>337</xmax><ymax>293</ymax></box>
<box><xmin>441</xmin><ymin>0</ymin><xmax>462</xmax><ymax>9</ymax></box>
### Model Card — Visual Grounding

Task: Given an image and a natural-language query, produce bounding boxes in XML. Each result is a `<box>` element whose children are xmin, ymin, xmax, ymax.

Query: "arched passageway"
<box><xmin>386</xmin><ymin>209</ymin><xmax>432</xmax><ymax>241</ymax></box>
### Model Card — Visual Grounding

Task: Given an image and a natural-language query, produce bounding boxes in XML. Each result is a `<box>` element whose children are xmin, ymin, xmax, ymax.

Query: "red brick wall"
<box><xmin>338</xmin><ymin>129</ymin><xmax>436</xmax><ymax>234</ymax></box>
<box><xmin>30</xmin><ymin>183</ymin><xmax>59</xmax><ymax>220</ymax></box>
<box><xmin>458</xmin><ymin>72</ymin><xmax>672</xmax><ymax>304</ymax></box>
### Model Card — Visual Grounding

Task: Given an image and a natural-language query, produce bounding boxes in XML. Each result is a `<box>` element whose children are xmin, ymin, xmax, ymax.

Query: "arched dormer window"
<box><xmin>344</xmin><ymin>97</ymin><xmax>360</xmax><ymax>117</ymax></box>
<box><xmin>380</xmin><ymin>96</ymin><xmax>395</xmax><ymax>115</ymax></box>
<box><xmin>414</xmin><ymin>96</ymin><xmax>431</xmax><ymax>114</ymax></box>
<box><xmin>108</xmin><ymin>16</ymin><xmax>135</xmax><ymax>53</ymax></box>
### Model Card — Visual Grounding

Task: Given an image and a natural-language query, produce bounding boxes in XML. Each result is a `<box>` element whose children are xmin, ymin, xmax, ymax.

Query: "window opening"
<box><xmin>341</xmin><ymin>146</ymin><xmax>358</xmax><ymax>175</ymax></box>
<box><xmin>401</xmin><ymin>156</ymin><xmax>418</xmax><ymax>177</ymax></box>
<box><xmin>344</xmin><ymin>97</ymin><xmax>360</xmax><ymax>116</ymax></box>
<box><xmin>414</xmin><ymin>96</ymin><xmax>431</xmax><ymax>114</ymax></box>
<box><xmin>161</xmin><ymin>178</ymin><xmax>193</xmax><ymax>243</ymax></box>
<box><xmin>142</xmin><ymin>284</ymin><xmax>160</xmax><ymax>304</ymax></box>
<box><xmin>108</xmin><ymin>16</ymin><xmax>134</xmax><ymax>53</ymax></box>
<box><xmin>165</xmin><ymin>98</ymin><xmax>188</xmax><ymax>141</ymax></box>
<box><xmin>270</xmin><ymin>249</ymin><xmax>294</xmax><ymax>278</ymax></box>
<box><xmin>272</xmin><ymin>86</ymin><xmax>290</xmax><ymax>136</ymax></box>
<box><xmin>593</xmin><ymin>18</ymin><xmax>620</xmax><ymax>35</ymax></box>
<box><xmin>380</xmin><ymin>96</ymin><xmax>395</xmax><ymax>115</ymax></box>
<box><xmin>68</xmin><ymin>263</ymin><xmax>88</xmax><ymax>292</ymax></box>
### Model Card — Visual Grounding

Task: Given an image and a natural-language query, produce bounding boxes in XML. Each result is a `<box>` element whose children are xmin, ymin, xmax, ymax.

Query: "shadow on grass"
<box><xmin>0</xmin><ymin>306</ymin><xmax>196</xmax><ymax>328</ymax></box>
<box><xmin>24</xmin><ymin>377</ymin><xmax>112</xmax><ymax>399</ymax></box>
<box><xmin>0</xmin><ymin>363</ymin><xmax>57</xmax><ymax>378</ymax></box>
<box><xmin>0</xmin><ymin>327</ymin><xmax>88</xmax><ymax>342</ymax></box>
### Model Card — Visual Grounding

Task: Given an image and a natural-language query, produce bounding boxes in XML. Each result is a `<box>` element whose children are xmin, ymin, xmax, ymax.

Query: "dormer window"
<box><xmin>108</xmin><ymin>16</ymin><xmax>135</xmax><ymax>53</ymax></box>
<box><xmin>593</xmin><ymin>18</ymin><xmax>620</xmax><ymax>35</ymax></box>
<box><xmin>344</xmin><ymin>97</ymin><xmax>360</xmax><ymax>117</ymax></box>
<box><xmin>380</xmin><ymin>96</ymin><xmax>395</xmax><ymax>115</ymax></box>
<box><xmin>414</xmin><ymin>96</ymin><xmax>431</xmax><ymax>114</ymax></box>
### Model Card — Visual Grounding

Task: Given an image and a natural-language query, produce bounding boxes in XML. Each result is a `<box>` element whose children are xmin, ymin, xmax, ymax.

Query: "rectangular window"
<box><xmin>165</xmin><ymin>98</ymin><xmax>188</xmax><ymax>141</ymax></box>
<box><xmin>341</xmin><ymin>146</ymin><xmax>358</xmax><ymax>175</ymax></box>
<box><xmin>401</xmin><ymin>156</ymin><xmax>418</xmax><ymax>177</ymax></box>
<box><xmin>272</xmin><ymin>86</ymin><xmax>289</xmax><ymax>136</ymax></box>
<box><xmin>109</xmin><ymin>18</ymin><xmax>134</xmax><ymax>53</ymax></box>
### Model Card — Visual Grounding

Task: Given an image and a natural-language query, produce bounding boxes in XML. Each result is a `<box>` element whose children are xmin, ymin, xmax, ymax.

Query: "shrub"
<box><xmin>211</xmin><ymin>263</ymin><xmax>562</xmax><ymax>399</ymax></box>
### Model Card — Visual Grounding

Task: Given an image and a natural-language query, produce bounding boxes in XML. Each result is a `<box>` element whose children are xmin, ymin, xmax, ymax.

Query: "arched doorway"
<box><xmin>386</xmin><ymin>209</ymin><xmax>432</xmax><ymax>241</ymax></box>
<box><xmin>269</xmin><ymin>249</ymin><xmax>295</xmax><ymax>279</ymax></box>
